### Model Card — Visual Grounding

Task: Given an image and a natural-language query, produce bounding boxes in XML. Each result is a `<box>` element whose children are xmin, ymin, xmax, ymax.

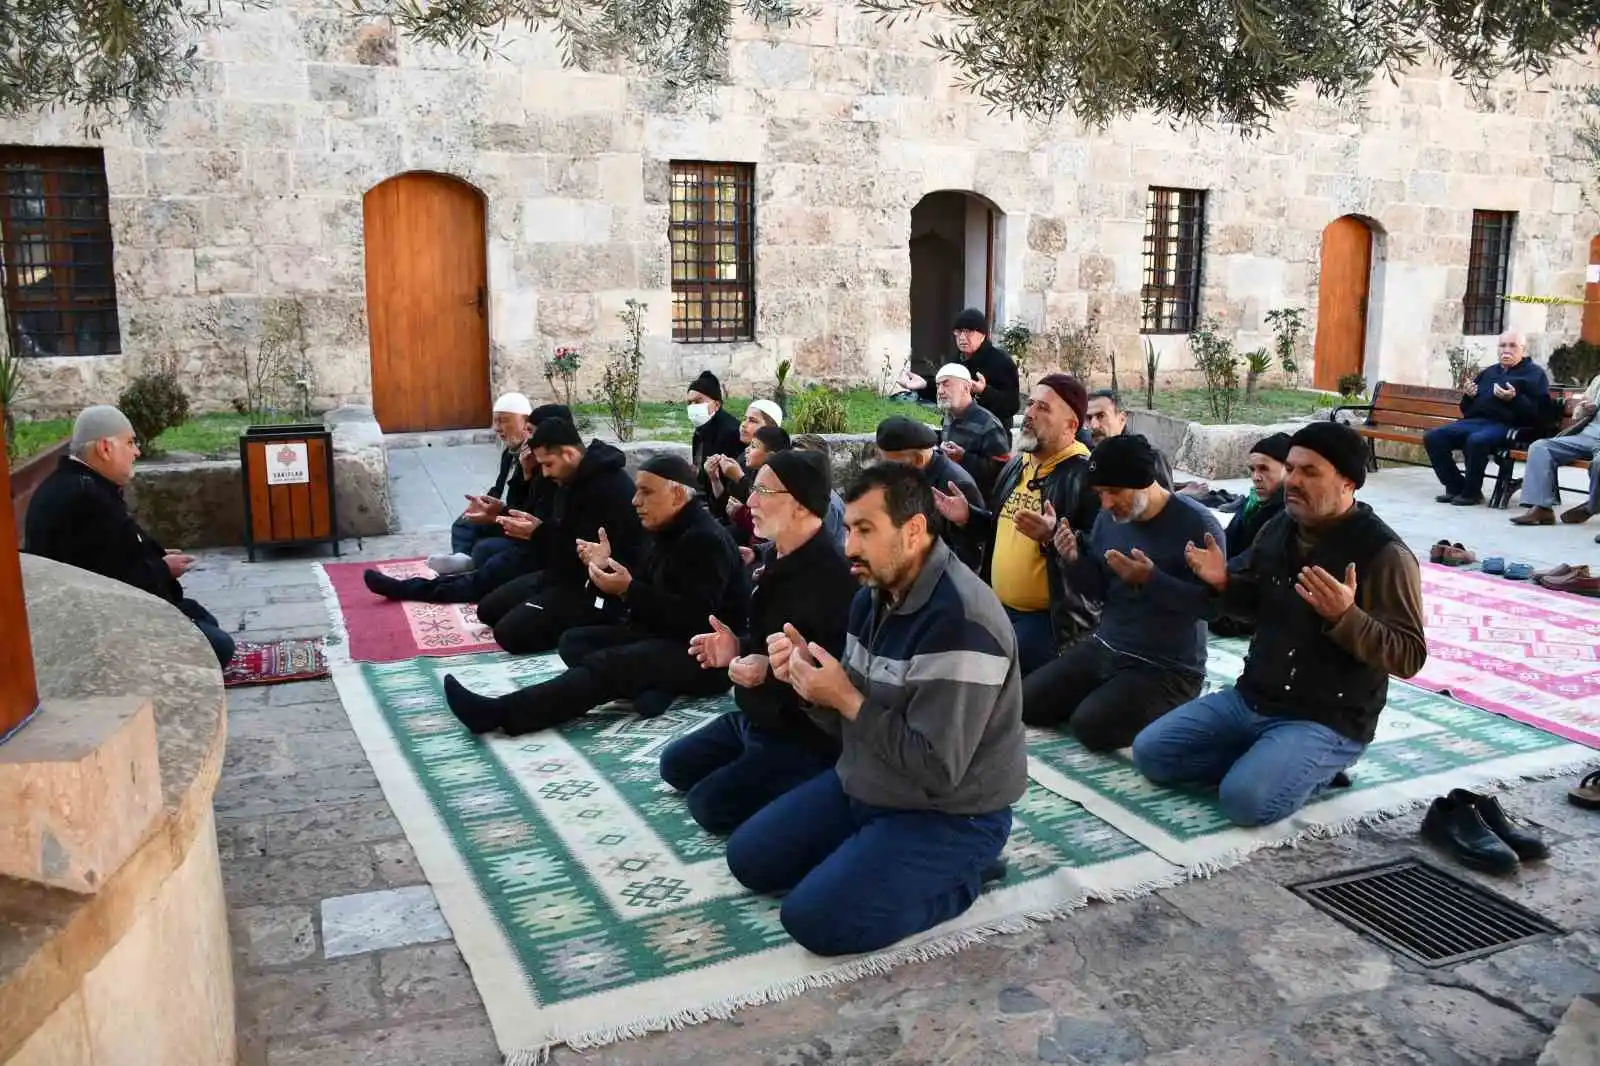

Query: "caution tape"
<box><xmin>1504</xmin><ymin>294</ymin><xmax>1591</xmax><ymax>306</ymax></box>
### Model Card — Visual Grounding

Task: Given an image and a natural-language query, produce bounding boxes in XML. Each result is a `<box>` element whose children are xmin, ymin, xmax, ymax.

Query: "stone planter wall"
<box><xmin>8</xmin><ymin>438</ymin><xmax>70</xmax><ymax>546</ymax></box>
<box><xmin>1126</xmin><ymin>408</ymin><xmax>1326</xmax><ymax>479</ymax></box>
<box><xmin>617</xmin><ymin>433</ymin><xmax>880</xmax><ymax>492</ymax></box>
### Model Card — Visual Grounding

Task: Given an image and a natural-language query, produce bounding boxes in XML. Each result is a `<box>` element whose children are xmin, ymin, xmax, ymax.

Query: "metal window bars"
<box><xmin>1463</xmin><ymin>210</ymin><xmax>1514</xmax><ymax>336</ymax></box>
<box><xmin>0</xmin><ymin>147</ymin><xmax>122</xmax><ymax>357</ymax></box>
<box><xmin>669</xmin><ymin>161</ymin><xmax>755</xmax><ymax>343</ymax></box>
<box><xmin>1140</xmin><ymin>187</ymin><xmax>1207</xmax><ymax>334</ymax></box>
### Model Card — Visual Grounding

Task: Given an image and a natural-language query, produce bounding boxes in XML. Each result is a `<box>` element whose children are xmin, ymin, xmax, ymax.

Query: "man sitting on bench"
<box><xmin>1424</xmin><ymin>331</ymin><xmax>1549</xmax><ymax>507</ymax></box>
<box><xmin>1510</xmin><ymin>372</ymin><xmax>1600</xmax><ymax>528</ymax></box>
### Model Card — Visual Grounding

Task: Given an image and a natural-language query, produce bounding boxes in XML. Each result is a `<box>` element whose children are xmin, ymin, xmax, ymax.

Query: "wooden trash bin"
<box><xmin>239</xmin><ymin>424</ymin><xmax>341</xmax><ymax>562</ymax></box>
<box><xmin>1</xmin><ymin>416</ymin><xmax>41</xmax><ymax>740</ymax></box>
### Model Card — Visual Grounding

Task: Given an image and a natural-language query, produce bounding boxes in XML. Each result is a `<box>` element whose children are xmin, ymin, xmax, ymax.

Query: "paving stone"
<box><xmin>216</xmin><ymin>818</ymin><xmax>269</xmax><ymax>860</ymax></box>
<box><xmin>232</xmin><ymin>903</ymin><xmax>319</xmax><ymax>968</ymax></box>
<box><xmin>1158</xmin><ymin>867</ymin><xmax>1323</xmax><ymax>931</ymax></box>
<box><xmin>1240</xmin><ymin>920</ymin><xmax>1396</xmax><ymax>1004</ymax></box>
<box><xmin>373</xmin><ymin>838</ymin><xmax>425</xmax><ymax>886</ymax></box>
<box><xmin>1102</xmin><ymin>945</ymin><xmax>1283</xmax><ymax>1051</ymax></box>
<box><xmin>322</xmin><ymin>885</ymin><xmax>451</xmax><ymax>957</ymax></box>
<box><xmin>240</xmin><ymin>956</ymin><xmax>382</xmax><ymax>1038</ymax></box>
<box><xmin>224</xmin><ymin>733</ymin><xmax>295</xmax><ymax>779</ymax></box>
<box><xmin>1038</xmin><ymin>1014</ymin><xmax>1149</xmax><ymax>1063</ymax></box>
<box><xmin>379</xmin><ymin>943</ymin><xmax>484</xmax><ymax>1021</ymax></box>
<box><xmin>1453</xmin><ymin>932</ymin><xmax>1600</xmax><ymax>1027</ymax></box>
<box><xmin>1291</xmin><ymin>1002</ymin><xmax>1438</xmax><ymax>1066</ymax></box>
<box><xmin>261</xmin><ymin>800</ymin><xmax>404</xmax><ymax>854</ymax></box>
<box><xmin>1069</xmin><ymin>896</ymin><xmax>1205</xmax><ymax>977</ymax></box>
<box><xmin>1540</xmin><ymin>995</ymin><xmax>1600</xmax><ymax>1066</ymax></box>
<box><xmin>214</xmin><ymin>765</ymin><xmax>383</xmax><ymax>817</ymax></box>
<box><xmin>268</xmin><ymin>584</ymin><xmax>328</xmax><ymax>603</ymax></box>
<box><xmin>997</xmin><ymin>985</ymin><xmax>1050</xmax><ymax>1014</ymax></box>
<box><xmin>224</xmin><ymin>845</ymin><xmax>378</xmax><ymax>906</ymax></box>
<box><xmin>228</xmin><ymin>701</ymin><xmax>353</xmax><ymax>739</ymax></box>
<box><xmin>239</xmin><ymin>602</ymin><xmax>331</xmax><ymax>633</ymax></box>
<box><xmin>1132</xmin><ymin>1030</ymin><xmax>1306</xmax><ymax>1066</ymax></box>
<box><xmin>1376</xmin><ymin>981</ymin><xmax>1549</xmax><ymax>1066</ymax></box>
<box><xmin>267</xmin><ymin>679</ymin><xmax>341</xmax><ymax>706</ymax></box>
<box><xmin>285</xmin><ymin>729</ymin><xmax>371</xmax><ymax>771</ymax></box>
<box><xmin>266</xmin><ymin>1018</ymin><xmax>505</xmax><ymax>1066</ymax></box>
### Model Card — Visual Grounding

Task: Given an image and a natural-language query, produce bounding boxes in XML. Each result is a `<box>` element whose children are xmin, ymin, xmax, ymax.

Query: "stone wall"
<box><xmin>2</xmin><ymin>2</ymin><xmax>1598</xmax><ymax>420</ymax></box>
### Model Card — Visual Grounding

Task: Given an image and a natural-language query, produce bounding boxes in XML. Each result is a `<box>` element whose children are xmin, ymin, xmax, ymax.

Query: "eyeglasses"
<box><xmin>750</xmin><ymin>483</ymin><xmax>791</xmax><ymax>497</ymax></box>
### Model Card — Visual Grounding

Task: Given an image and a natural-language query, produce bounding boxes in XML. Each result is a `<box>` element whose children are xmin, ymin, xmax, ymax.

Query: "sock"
<box><xmin>363</xmin><ymin>570</ymin><xmax>405</xmax><ymax>599</ymax></box>
<box><xmin>632</xmin><ymin>690</ymin><xmax>674</xmax><ymax>719</ymax></box>
<box><xmin>980</xmin><ymin>858</ymin><xmax>1009</xmax><ymax>884</ymax></box>
<box><xmin>442</xmin><ymin>674</ymin><xmax>503</xmax><ymax>735</ymax></box>
<box><xmin>1329</xmin><ymin>770</ymin><xmax>1352</xmax><ymax>789</ymax></box>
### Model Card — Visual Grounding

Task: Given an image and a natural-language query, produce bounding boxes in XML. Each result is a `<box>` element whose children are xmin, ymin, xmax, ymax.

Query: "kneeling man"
<box><xmin>724</xmin><ymin>463</ymin><xmax>1026</xmax><ymax>957</ymax></box>
<box><xmin>441</xmin><ymin>456</ymin><xmax>744</xmax><ymax>732</ymax></box>
<box><xmin>24</xmin><ymin>405</ymin><xmax>235</xmax><ymax>667</ymax></box>
<box><xmin>660</xmin><ymin>450</ymin><xmax>858</xmax><ymax>834</ymax></box>
<box><xmin>1131</xmin><ymin>422</ymin><xmax>1427</xmax><ymax>826</ymax></box>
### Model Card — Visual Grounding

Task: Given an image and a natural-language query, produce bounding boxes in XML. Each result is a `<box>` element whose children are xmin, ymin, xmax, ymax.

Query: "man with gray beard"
<box><xmin>1022</xmin><ymin>434</ymin><xmax>1223</xmax><ymax>751</ymax></box>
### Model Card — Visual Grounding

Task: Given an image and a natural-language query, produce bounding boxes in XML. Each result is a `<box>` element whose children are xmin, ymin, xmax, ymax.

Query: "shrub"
<box><xmin>118</xmin><ymin>368</ymin><xmax>190</xmax><ymax>450</ymax></box>
<box><xmin>1040</xmin><ymin>312</ymin><xmax>1104</xmax><ymax>383</ymax></box>
<box><xmin>596</xmin><ymin>300</ymin><xmax>646</xmax><ymax>441</ymax></box>
<box><xmin>1189</xmin><ymin>317</ymin><xmax>1241</xmax><ymax>422</ymax></box>
<box><xmin>1337</xmin><ymin>372</ymin><xmax>1367</xmax><ymax>398</ymax></box>
<box><xmin>1548</xmin><ymin>339</ymin><xmax>1600</xmax><ymax>386</ymax></box>
<box><xmin>1264</xmin><ymin>307</ymin><xmax>1306</xmax><ymax>387</ymax></box>
<box><xmin>544</xmin><ymin>346</ymin><xmax>581</xmax><ymax>408</ymax></box>
<box><xmin>774</xmin><ymin>358</ymin><xmax>792</xmax><ymax>409</ymax></box>
<box><xmin>1243</xmin><ymin>348</ymin><xmax>1273</xmax><ymax>398</ymax></box>
<box><xmin>0</xmin><ymin>340</ymin><xmax>24</xmax><ymax>455</ymax></box>
<box><xmin>999</xmin><ymin>321</ymin><xmax>1035</xmax><ymax>379</ymax></box>
<box><xmin>791</xmin><ymin>386</ymin><xmax>849</xmax><ymax>434</ymax></box>
<box><xmin>1445</xmin><ymin>344</ymin><xmax>1479</xmax><ymax>390</ymax></box>
<box><xmin>1142</xmin><ymin>337</ymin><xmax>1161</xmax><ymax>409</ymax></box>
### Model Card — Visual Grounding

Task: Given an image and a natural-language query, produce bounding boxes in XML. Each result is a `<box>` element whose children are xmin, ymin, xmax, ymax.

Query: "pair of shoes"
<box><xmin>1533</xmin><ymin>562</ymin><xmax>1578</xmax><ymax>581</ymax></box>
<box><xmin>426</xmin><ymin>552</ymin><xmax>476</xmax><ymax>575</ymax></box>
<box><xmin>1510</xmin><ymin>506</ymin><xmax>1555</xmax><ymax>526</ymax></box>
<box><xmin>1560</xmin><ymin>504</ymin><xmax>1593</xmax><ymax>524</ymax></box>
<box><xmin>1569</xmin><ymin>769</ymin><xmax>1600</xmax><ymax>809</ymax></box>
<box><xmin>1504</xmin><ymin>562</ymin><xmax>1534</xmax><ymax>581</ymax></box>
<box><xmin>1538</xmin><ymin>565</ymin><xmax>1600</xmax><ymax>595</ymax></box>
<box><xmin>1430</xmin><ymin>540</ymin><xmax>1477</xmax><ymax>566</ymax></box>
<box><xmin>1420</xmin><ymin>789</ymin><xmax>1549</xmax><ymax>874</ymax></box>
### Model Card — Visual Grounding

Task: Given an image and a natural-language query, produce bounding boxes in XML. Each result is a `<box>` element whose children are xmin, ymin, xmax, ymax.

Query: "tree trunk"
<box><xmin>1245</xmin><ymin>368</ymin><xmax>1259</xmax><ymax>398</ymax></box>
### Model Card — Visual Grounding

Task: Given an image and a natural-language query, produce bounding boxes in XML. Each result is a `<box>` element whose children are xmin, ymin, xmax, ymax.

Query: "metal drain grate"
<box><xmin>1291</xmin><ymin>860</ymin><xmax>1561</xmax><ymax>967</ymax></box>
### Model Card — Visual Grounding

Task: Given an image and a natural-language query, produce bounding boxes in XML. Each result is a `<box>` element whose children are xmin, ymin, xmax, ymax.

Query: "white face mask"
<box><xmin>687</xmin><ymin>402</ymin><xmax>712</xmax><ymax>427</ymax></box>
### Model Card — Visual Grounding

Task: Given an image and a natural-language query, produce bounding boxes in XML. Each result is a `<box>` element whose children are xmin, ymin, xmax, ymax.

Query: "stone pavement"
<box><xmin>190</xmin><ymin>447</ymin><xmax>1600</xmax><ymax>1066</ymax></box>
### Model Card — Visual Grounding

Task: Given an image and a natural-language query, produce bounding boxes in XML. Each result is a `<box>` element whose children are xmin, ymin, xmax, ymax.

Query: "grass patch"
<box><xmin>9</xmin><ymin>418</ymin><xmax>72</xmax><ymax>465</ymax></box>
<box><xmin>574</xmin><ymin>389</ymin><xmax>939</xmax><ymax>443</ymax></box>
<box><xmin>1141</xmin><ymin>387</ymin><xmax>1336</xmax><ymax>426</ymax></box>
<box><xmin>150</xmin><ymin>413</ymin><xmax>256</xmax><ymax>457</ymax></box>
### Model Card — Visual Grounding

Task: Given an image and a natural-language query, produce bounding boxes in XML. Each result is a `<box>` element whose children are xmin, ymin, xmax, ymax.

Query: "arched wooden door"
<box><xmin>1313</xmin><ymin>216</ymin><xmax>1374</xmax><ymax>392</ymax></box>
<box><xmin>364</xmin><ymin>173</ymin><xmax>491</xmax><ymax>432</ymax></box>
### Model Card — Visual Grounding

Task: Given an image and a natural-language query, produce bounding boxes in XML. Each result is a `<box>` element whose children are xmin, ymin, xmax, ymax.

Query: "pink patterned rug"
<box><xmin>1416</xmin><ymin>563</ymin><xmax>1600</xmax><ymax>748</ymax></box>
<box><xmin>315</xmin><ymin>558</ymin><xmax>499</xmax><ymax>664</ymax></box>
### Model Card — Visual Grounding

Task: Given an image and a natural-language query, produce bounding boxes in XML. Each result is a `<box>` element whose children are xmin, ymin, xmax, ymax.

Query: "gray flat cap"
<box><xmin>71</xmin><ymin>405</ymin><xmax>136</xmax><ymax>450</ymax></box>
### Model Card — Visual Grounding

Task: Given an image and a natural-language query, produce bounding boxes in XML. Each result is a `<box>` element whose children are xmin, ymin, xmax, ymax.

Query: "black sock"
<box><xmin>443</xmin><ymin>674</ymin><xmax>503</xmax><ymax>735</ymax></box>
<box><xmin>1329</xmin><ymin>770</ymin><xmax>1352</xmax><ymax>789</ymax></box>
<box><xmin>632</xmin><ymin>690</ymin><xmax>674</xmax><ymax>719</ymax></box>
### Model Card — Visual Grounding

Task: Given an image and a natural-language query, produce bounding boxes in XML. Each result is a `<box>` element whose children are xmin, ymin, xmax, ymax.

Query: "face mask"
<box><xmin>687</xmin><ymin>402</ymin><xmax>712</xmax><ymax>427</ymax></box>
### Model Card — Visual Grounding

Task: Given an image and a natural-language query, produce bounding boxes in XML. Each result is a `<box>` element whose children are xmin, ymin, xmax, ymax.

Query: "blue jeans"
<box><xmin>659</xmin><ymin>712</ymin><xmax>838</xmax><ymax>835</ymax></box>
<box><xmin>1004</xmin><ymin>607</ymin><xmax>1054</xmax><ymax>678</ymax></box>
<box><xmin>1423</xmin><ymin>417</ymin><xmax>1509</xmax><ymax>498</ymax></box>
<box><xmin>1518</xmin><ymin>431</ymin><xmax>1600</xmax><ymax>510</ymax></box>
<box><xmin>725</xmin><ymin>770</ymin><xmax>1012</xmax><ymax>956</ymax></box>
<box><xmin>450</xmin><ymin>516</ymin><xmax>507</xmax><ymax>557</ymax></box>
<box><xmin>1130</xmin><ymin>687</ymin><xmax>1366</xmax><ymax>827</ymax></box>
<box><xmin>177</xmin><ymin>597</ymin><xmax>235</xmax><ymax>668</ymax></box>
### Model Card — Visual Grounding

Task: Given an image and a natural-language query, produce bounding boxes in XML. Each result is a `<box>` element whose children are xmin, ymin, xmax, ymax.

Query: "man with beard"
<box><xmin>952</xmin><ymin>308</ymin><xmax>1021</xmax><ymax>431</ymax></box>
<box><xmin>724</xmin><ymin>463</ymin><xmax>1025</xmax><ymax>957</ymax></box>
<box><xmin>1133</xmin><ymin>422</ymin><xmax>1426</xmax><ymax>827</ymax></box>
<box><xmin>1424</xmin><ymin>330</ymin><xmax>1549</xmax><ymax>507</ymax></box>
<box><xmin>935</xmin><ymin>363</ymin><xmax>1011</xmax><ymax>497</ymax></box>
<box><xmin>875</xmin><ymin>414</ymin><xmax>984</xmax><ymax>567</ymax></box>
<box><xmin>931</xmin><ymin>375</ymin><xmax>1099</xmax><ymax>675</ymax></box>
<box><xmin>1210</xmin><ymin>432</ymin><xmax>1291</xmax><ymax>637</ymax></box>
<box><xmin>440</xmin><ymin>456</ymin><xmax>743</xmax><ymax>732</ymax></box>
<box><xmin>1023</xmin><ymin>434</ymin><xmax>1223</xmax><ymax>751</ymax></box>
<box><xmin>1084</xmin><ymin>390</ymin><xmax>1174</xmax><ymax>486</ymax></box>
<box><xmin>659</xmin><ymin>449</ymin><xmax>857</xmax><ymax>834</ymax></box>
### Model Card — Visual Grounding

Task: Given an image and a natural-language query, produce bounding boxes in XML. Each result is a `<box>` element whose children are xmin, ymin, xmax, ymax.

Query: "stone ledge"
<box><xmin>1126</xmin><ymin>409</ymin><xmax>1318</xmax><ymax>479</ymax></box>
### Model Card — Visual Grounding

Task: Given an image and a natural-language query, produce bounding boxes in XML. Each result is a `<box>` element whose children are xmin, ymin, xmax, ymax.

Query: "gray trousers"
<box><xmin>1519</xmin><ymin>431</ymin><xmax>1600</xmax><ymax>509</ymax></box>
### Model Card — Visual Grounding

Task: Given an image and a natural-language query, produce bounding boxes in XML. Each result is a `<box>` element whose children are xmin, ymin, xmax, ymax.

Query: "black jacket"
<box><xmin>1460</xmin><ymin>359</ymin><xmax>1549</xmax><ymax>426</ymax></box>
<box><xmin>972</xmin><ymin>450</ymin><xmax>1102</xmax><ymax>647</ymax></box>
<box><xmin>24</xmin><ymin>457</ymin><xmax>181</xmax><ymax>604</ymax></box>
<box><xmin>942</xmin><ymin>402</ymin><xmax>1011</xmax><ymax>498</ymax></box>
<box><xmin>924</xmin><ymin>451</ymin><xmax>985</xmax><ymax>571</ymax></box>
<box><xmin>963</xmin><ymin>339</ymin><xmax>1021</xmax><ymax>430</ymax></box>
<box><xmin>1224</xmin><ymin>488</ymin><xmax>1285</xmax><ymax>560</ymax></box>
<box><xmin>536</xmin><ymin>440</ymin><xmax>644</xmax><ymax>587</ymax></box>
<box><xmin>486</xmin><ymin>446</ymin><xmax>536</xmax><ymax>513</ymax></box>
<box><xmin>622</xmin><ymin>500</ymin><xmax>747</xmax><ymax>642</ymax></box>
<box><xmin>693</xmin><ymin>407</ymin><xmax>745</xmax><ymax>506</ymax></box>
<box><xmin>737</xmin><ymin>528</ymin><xmax>856</xmax><ymax>756</ymax></box>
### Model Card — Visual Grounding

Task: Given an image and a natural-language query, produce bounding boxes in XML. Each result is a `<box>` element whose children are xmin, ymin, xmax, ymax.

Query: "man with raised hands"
<box><xmin>658</xmin><ymin>449</ymin><xmax>857</xmax><ymax>834</ymax></box>
<box><xmin>722</xmin><ymin>462</ymin><xmax>1025</xmax><ymax>958</ymax></box>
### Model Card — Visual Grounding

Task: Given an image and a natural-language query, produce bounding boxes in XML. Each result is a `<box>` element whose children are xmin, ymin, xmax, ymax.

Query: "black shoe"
<box><xmin>981</xmin><ymin>858</ymin><xmax>1009</xmax><ymax>885</ymax></box>
<box><xmin>1450</xmin><ymin>788</ymin><xmax>1549</xmax><ymax>861</ymax></box>
<box><xmin>1435</xmin><ymin>493</ymin><xmax>1460</xmax><ymax>504</ymax></box>
<box><xmin>1420</xmin><ymin>794</ymin><xmax>1519</xmax><ymax>874</ymax></box>
<box><xmin>631</xmin><ymin>689</ymin><xmax>674</xmax><ymax>719</ymax></box>
<box><xmin>442</xmin><ymin>674</ymin><xmax>504</xmax><ymax>735</ymax></box>
<box><xmin>1451</xmin><ymin>494</ymin><xmax>1485</xmax><ymax>507</ymax></box>
<box><xmin>1329</xmin><ymin>770</ymin><xmax>1352</xmax><ymax>789</ymax></box>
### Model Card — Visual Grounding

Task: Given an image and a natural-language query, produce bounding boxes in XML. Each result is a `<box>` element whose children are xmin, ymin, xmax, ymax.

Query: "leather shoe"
<box><xmin>1449</xmin><ymin>789</ymin><xmax>1549</xmax><ymax>861</ymax></box>
<box><xmin>1420</xmin><ymin>794</ymin><xmax>1519</xmax><ymax>874</ymax></box>
<box><xmin>1451</xmin><ymin>494</ymin><xmax>1485</xmax><ymax>506</ymax></box>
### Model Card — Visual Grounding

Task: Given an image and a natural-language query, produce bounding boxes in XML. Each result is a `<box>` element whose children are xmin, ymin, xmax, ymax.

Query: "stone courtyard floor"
<box><xmin>197</xmin><ymin>444</ymin><xmax>1600</xmax><ymax>1066</ymax></box>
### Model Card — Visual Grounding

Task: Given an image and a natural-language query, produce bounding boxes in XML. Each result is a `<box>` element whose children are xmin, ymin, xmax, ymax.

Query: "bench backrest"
<box><xmin>1364</xmin><ymin>383</ymin><xmax>1462</xmax><ymax>434</ymax></box>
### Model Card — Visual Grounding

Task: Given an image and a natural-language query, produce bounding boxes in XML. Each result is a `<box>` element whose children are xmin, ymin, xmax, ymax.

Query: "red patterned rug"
<box><xmin>315</xmin><ymin>558</ymin><xmax>499</xmax><ymax>664</ymax></box>
<box><xmin>1415</xmin><ymin>563</ymin><xmax>1600</xmax><ymax>748</ymax></box>
<box><xmin>223</xmin><ymin>638</ymin><xmax>330</xmax><ymax>687</ymax></box>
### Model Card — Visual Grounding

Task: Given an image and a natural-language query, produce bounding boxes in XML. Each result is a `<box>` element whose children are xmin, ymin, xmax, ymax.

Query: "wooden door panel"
<box><xmin>364</xmin><ymin>173</ymin><xmax>491</xmax><ymax>432</ymax></box>
<box><xmin>1313</xmin><ymin>216</ymin><xmax>1373</xmax><ymax>392</ymax></box>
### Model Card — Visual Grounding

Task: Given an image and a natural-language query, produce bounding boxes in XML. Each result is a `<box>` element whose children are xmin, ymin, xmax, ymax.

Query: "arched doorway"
<box><xmin>363</xmin><ymin>172</ymin><xmax>491</xmax><ymax>432</ymax></box>
<box><xmin>908</xmin><ymin>191</ymin><xmax>1004</xmax><ymax>387</ymax></box>
<box><xmin>1312</xmin><ymin>216</ymin><xmax>1376</xmax><ymax>392</ymax></box>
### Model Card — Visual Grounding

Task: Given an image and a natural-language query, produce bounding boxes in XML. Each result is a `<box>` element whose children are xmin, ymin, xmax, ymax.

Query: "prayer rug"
<box><xmin>329</xmin><ymin>650</ymin><xmax>1185</xmax><ymax>1063</ymax></box>
<box><xmin>315</xmin><ymin>558</ymin><xmax>499</xmax><ymax>664</ymax></box>
<box><xmin>222</xmin><ymin>638</ymin><xmax>329</xmax><ymax>687</ymax></box>
<box><xmin>1026</xmin><ymin>635</ymin><xmax>1597</xmax><ymax>873</ymax></box>
<box><xmin>1411</xmin><ymin>562</ymin><xmax>1600</xmax><ymax>748</ymax></box>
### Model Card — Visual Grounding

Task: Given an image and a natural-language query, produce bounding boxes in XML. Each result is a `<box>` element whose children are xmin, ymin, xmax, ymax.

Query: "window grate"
<box><xmin>1141</xmin><ymin>187</ymin><xmax>1206</xmax><ymax>334</ymax></box>
<box><xmin>0</xmin><ymin>146</ymin><xmax>122</xmax><ymax>358</ymax></box>
<box><xmin>1463</xmin><ymin>209</ymin><xmax>1514</xmax><ymax>336</ymax></box>
<box><xmin>1292</xmin><ymin>860</ymin><xmax>1560</xmax><ymax>967</ymax></box>
<box><xmin>670</xmin><ymin>161</ymin><xmax>755</xmax><ymax>343</ymax></box>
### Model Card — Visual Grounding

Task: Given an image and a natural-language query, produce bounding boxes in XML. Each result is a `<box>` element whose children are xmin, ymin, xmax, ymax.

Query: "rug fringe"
<box><xmin>312</xmin><ymin>561</ymin><xmax>351</xmax><ymax>666</ymax></box>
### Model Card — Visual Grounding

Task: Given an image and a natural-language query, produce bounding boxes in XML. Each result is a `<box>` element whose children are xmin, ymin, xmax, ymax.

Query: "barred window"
<box><xmin>1463</xmin><ymin>210</ymin><xmax>1514</xmax><ymax>336</ymax></box>
<box><xmin>670</xmin><ymin>161</ymin><xmax>754</xmax><ymax>343</ymax></box>
<box><xmin>1141</xmin><ymin>187</ymin><xmax>1206</xmax><ymax>334</ymax></box>
<box><xmin>0</xmin><ymin>146</ymin><xmax>121</xmax><ymax>357</ymax></box>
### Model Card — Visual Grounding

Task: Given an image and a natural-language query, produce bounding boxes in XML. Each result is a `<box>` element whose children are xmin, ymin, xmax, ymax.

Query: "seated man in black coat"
<box><xmin>441</xmin><ymin>456</ymin><xmax>744</xmax><ymax>733</ymax></box>
<box><xmin>24</xmin><ymin>405</ymin><xmax>234</xmax><ymax>667</ymax></box>
<box><xmin>659</xmin><ymin>450</ymin><xmax>858</xmax><ymax>834</ymax></box>
<box><xmin>875</xmin><ymin>415</ymin><xmax>984</xmax><ymax>569</ymax></box>
<box><xmin>1211</xmin><ymin>434</ymin><xmax>1290</xmax><ymax>638</ymax></box>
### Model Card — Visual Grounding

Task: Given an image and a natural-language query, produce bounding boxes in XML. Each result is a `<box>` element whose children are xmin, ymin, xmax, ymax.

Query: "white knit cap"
<box><xmin>934</xmin><ymin>363</ymin><xmax>973</xmax><ymax>383</ymax></box>
<box><xmin>71</xmin><ymin>405</ymin><xmax>135</xmax><ymax>450</ymax></box>
<box><xmin>748</xmin><ymin>399</ymin><xmax>784</xmax><ymax>427</ymax></box>
<box><xmin>492</xmin><ymin>392</ymin><xmax>533</xmax><ymax>416</ymax></box>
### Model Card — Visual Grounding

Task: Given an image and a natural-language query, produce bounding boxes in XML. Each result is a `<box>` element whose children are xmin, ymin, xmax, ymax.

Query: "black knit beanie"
<box><xmin>689</xmin><ymin>371</ymin><xmax>723</xmax><ymax>403</ymax></box>
<box><xmin>529</xmin><ymin>403</ymin><xmax>573</xmax><ymax>426</ymax></box>
<box><xmin>764</xmin><ymin>449</ymin><xmax>832</xmax><ymax>519</ymax></box>
<box><xmin>1087</xmin><ymin>434</ymin><xmax>1160</xmax><ymax>489</ymax></box>
<box><xmin>1289</xmin><ymin>422</ymin><xmax>1368</xmax><ymax>488</ymax></box>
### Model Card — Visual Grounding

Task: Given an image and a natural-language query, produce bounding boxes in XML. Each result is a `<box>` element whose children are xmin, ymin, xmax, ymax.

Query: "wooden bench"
<box><xmin>1330</xmin><ymin>382</ymin><xmax>1591</xmax><ymax>509</ymax></box>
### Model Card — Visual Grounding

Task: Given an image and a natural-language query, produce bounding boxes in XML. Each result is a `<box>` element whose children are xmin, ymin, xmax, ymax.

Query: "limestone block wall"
<box><xmin>1</xmin><ymin>0</ymin><xmax>1597</xmax><ymax>419</ymax></box>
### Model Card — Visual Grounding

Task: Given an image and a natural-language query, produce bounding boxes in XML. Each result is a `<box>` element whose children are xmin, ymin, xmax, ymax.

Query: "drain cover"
<box><xmin>1291</xmin><ymin>859</ymin><xmax>1561</xmax><ymax>967</ymax></box>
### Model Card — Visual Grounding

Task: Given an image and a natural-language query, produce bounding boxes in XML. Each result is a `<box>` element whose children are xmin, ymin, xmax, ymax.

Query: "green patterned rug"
<box><xmin>1026</xmin><ymin>637</ymin><xmax>1597</xmax><ymax>873</ymax></box>
<box><xmin>330</xmin><ymin>651</ymin><xmax>1184</xmax><ymax>1063</ymax></box>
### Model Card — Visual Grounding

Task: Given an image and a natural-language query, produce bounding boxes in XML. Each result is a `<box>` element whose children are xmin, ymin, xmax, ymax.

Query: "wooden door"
<box><xmin>909</xmin><ymin>231</ymin><xmax>964</xmax><ymax>376</ymax></box>
<box><xmin>1313</xmin><ymin>216</ymin><xmax>1373</xmax><ymax>392</ymax></box>
<box><xmin>364</xmin><ymin>173</ymin><xmax>491</xmax><ymax>432</ymax></box>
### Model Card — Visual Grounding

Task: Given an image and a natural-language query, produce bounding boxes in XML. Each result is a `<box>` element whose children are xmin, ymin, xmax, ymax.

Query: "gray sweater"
<box><xmin>809</xmin><ymin>540</ymin><xmax>1028</xmax><ymax>814</ymax></box>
